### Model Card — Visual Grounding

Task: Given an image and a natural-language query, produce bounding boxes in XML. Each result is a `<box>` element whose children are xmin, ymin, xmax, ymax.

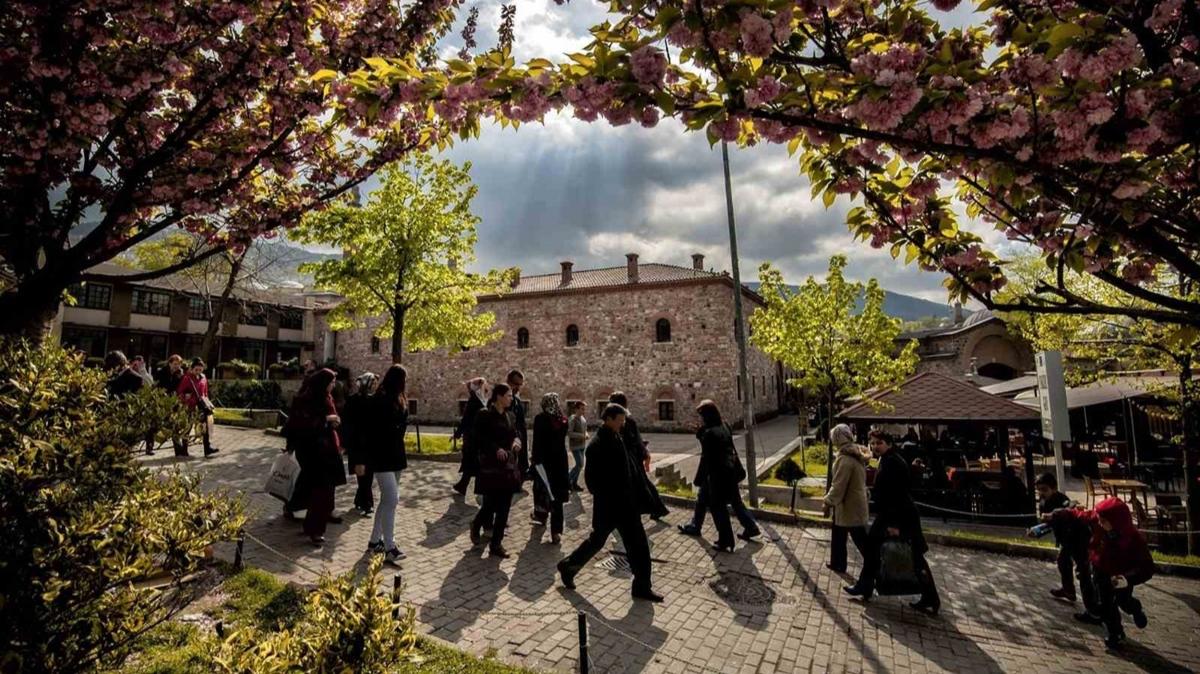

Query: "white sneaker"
<box><xmin>386</xmin><ymin>548</ymin><xmax>407</xmax><ymax>564</ymax></box>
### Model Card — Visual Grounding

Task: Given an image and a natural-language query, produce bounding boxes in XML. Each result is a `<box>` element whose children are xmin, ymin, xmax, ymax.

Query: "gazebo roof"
<box><xmin>838</xmin><ymin>371</ymin><xmax>1042</xmax><ymax>424</ymax></box>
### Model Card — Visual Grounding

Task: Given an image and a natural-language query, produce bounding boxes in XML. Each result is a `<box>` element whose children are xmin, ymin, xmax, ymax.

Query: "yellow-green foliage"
<box><xmin>410</xmin><ymin>434</ymin><xmax>456</xmax><ymax>454</ymax></box>
<box><xmin>0</xmin><ymin>339</ymin><xmax>245</xmax><ymax>673</ymax></box>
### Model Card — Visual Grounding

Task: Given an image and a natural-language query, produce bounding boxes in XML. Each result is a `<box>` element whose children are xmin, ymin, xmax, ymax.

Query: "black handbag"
<box><xmin>876</xmin><ymin>539</ymin><xmax>924</xmax><ymax>596</ymax></box>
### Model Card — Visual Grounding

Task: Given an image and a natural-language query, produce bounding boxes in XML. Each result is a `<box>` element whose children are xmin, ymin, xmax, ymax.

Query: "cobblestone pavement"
<box><xmin>164</xmin><ymin>427</ymin><xmax>1200</xmax><ymax>674</ymax></box>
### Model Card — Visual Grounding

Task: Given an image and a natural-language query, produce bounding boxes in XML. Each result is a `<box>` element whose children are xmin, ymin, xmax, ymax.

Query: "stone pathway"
<box><xmin>161</xmin><ymin>427</ymin><xmax>1200</xmax><ymax>674</ymax></box>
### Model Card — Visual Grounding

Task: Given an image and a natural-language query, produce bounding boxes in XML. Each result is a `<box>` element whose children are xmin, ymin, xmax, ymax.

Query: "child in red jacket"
<box><xmin>1050</xmin><ymin>497</ymin><xmax>1153</xmax><ymax>649</ymax></box>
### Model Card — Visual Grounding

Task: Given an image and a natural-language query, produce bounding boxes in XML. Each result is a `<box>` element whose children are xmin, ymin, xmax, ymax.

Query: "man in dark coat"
<box><xmin>453</xmin><ymin>377</ymin><xmax>488</xmax><ymax>495</ymax></box>
<box><xmin>104</xmin><ymin>350</ymin><xmax>144</xmax><ymax>398</ymax></box>
<box><xmin>506</xmin><ymin>369</ymin><xmax>530</xmax><ymax>479</ymax></box>
<box><xmin>557</xmin><ymin>404</ymin><xmax>663</xmax><ymax>602</ymax></box>
<box><xmin>609</xmin><ymin>392</ymin><xmax>669</xmax><ymax>520</ymax></box>
<box><xmin>845</xmin><ymin>430</ymin><xmax>940</xmax><ymax>613</ymax></box>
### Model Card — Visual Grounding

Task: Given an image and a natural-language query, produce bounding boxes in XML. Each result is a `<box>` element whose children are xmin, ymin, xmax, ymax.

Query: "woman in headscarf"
<box><xmin>343</xmin><ymin>372</ymin><xmax>378</xmax><ymax>516</ymax></box>
<box><xmin>470</xmin><ymin>383</ymin><xmax>521</xmax><ymax>558</ymax></box>
<box><xmin>531</xmin><ymin>392</ymin><xmax>570</xmax><ymax>544</ymax></box>
<box><xmin>282</xmin><ymin>368</ymin><xmax>346</xmax><ymax>546</ymax></box>
<box><xmin>453</xmin><ymin>377</ymin><xmax>488</xmax><ymax>495</ymax></box>
<box><xmin>823</xmin><ymin>423</ymin><xmax>870</xmax><ymax>574</ymax></box>
<box><xmin>365</xmin><ymin>364</ymin><xmax>409</xmax><ymax>565</ymax></box>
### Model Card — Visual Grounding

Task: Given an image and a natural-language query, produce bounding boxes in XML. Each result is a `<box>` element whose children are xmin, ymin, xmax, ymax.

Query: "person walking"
<box><xmin>176</xmin><ymin>358</ymin><xmax>218</xmax><ymax>457</ymax></box>
<box><xmin>471</xmin><ymin>383</ymin><xmax>523</xmax><ymax>558</ymax></box>
<box><xmin>453</xmin><ymin>377</ymin><xmax>488</xmax><ymax>495</ymax></box>
<box><xmin>566</xmin><ymin>401</ymin><xmax>589</xmax><ymax>491</ymax></box>
<box><xmin>506</xmin><ymin>370</ymin><xmax>530</xmax><ymax>480</ymax></box>
<box><xmin>693</xmin><ymin>400</ymin><xmax>747</xmax><ymax>552</ymax></box>
<box><xmin>823</xmin><ymin>424</ymin><xmax>870</xmax><ymax>573</ymax></box>
<box><xmin>282</xmin><ymin>368</ymin><xmax>346</xmax><ymax>547</ymax></box>
<box><xmin>845</xmin><ymin>430</ymin><xmax>940</xmax><ymax>615</ymax></box>
<box><xmin>609</xmin><ymin>392</ymin><xmax>669</xmax><ymax>521</ymax></box>
<box><xmin>531</xmin><ymin>393</ymin><xmax>571</xmax><ymax>543</ymax></box>
<box><xmin>343</xmin><ymin>372</ymin><xmax>378</xmax><ymax>517</ymax></box>
<box><xmin>366</xmin><ymin>365</ymin><xmax>409</xmax><ymax>565</ymax></box>
<box><xmin>104</xmin><ymin>350</ymin><xmax>144</xmax><ymax>397</ymax></box>
<box><xmin>557</xmin><ymin>404</ymin><xmax>663</xmax><ymax>602</ymax></box>
<box><xmin>154</xmin><ymin>354</ymin><xmax>187</xmax><ymax>456</ymax></box>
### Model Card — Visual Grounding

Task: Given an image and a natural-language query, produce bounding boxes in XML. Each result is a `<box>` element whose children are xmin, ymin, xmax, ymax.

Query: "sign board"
<box><xmin>1035</xmin><ymin>351</ymin><xmax>1072</xmax><ymax>442</ymax></box>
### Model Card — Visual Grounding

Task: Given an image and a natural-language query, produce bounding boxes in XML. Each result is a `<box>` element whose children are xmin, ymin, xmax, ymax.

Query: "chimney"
<box><xmin>691</xmin><ymin>253</ymin><xmax>705</xmax><ymax>271</ymax></box>
<box><xmin>626</xmin><ymin>253</ymin><xmax>639</xmax><ymax>283</ymax></box>
<box><xmin>560</xmin><ymin>260</ymin><xmax>573</xmax><ymax>285</ymax></box>
<box><xmin>953</xmin><ymin>301</ymin><xmax>964</xmax><ymax>325</ymax></box>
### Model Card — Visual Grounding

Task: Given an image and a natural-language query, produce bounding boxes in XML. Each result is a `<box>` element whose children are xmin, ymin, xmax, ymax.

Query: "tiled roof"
<box><xmin>898</xmin><ymin>309</ymin><xmax>1001</xmax><ymax>340</ymax></box>
<box><xmin>500</xmin><ymin>262</ymin><xmax>724</xmax><ymax>295</ymax></box>
<box><xmin>838</xmin><ymin>371</ymin><xmax>1041</xmax><ymax>423</ymax></box>
<box><xmin>83</xmin><ymin>261</ymin><xmax>310</xmax><ymax>308</ymax></box>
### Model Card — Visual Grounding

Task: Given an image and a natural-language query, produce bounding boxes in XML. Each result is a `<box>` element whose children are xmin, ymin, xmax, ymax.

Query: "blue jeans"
<box><xmin>568</xmin><ymin>446</ymin><xmax>585</xmax><ymax>485</ymax></box>
<box><xmin>371</xmin><ymin>471</ymin><xmax>401</xmax><ymax>550</ymax></box>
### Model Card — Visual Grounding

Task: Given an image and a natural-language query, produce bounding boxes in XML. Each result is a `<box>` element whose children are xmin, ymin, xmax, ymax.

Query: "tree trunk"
<box><xmin>825</xmin><ymin>389</ymin><xmax>836</xmax><ymax>491</ymax></box>
<box><xmin>0</xmin><ymin>282</ymin><xmax>64</xmax><ymax>342</ymax></box>
<box><xmin>390</xmin><ymin>304</ymin><xmax>405</xmax><ymax>364</ymax></box>
<box><xmin>1180</xmin><ymin>353</ymin><xmax>1196</xmax><ymax>557</ymax></box>
<box><xmin>200</xmin><ymin>253</ymin><xmax>244</xmax><ymax>369</ymax></box>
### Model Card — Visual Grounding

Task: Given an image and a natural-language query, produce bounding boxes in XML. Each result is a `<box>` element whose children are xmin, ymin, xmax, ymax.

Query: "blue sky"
<box><xmin>348</xmin><ymin>0</ymin><xmax>993</xmax><ymax>302</ymax></box>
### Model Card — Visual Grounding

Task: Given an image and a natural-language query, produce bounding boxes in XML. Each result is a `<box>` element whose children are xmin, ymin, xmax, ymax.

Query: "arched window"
<box><xmin>565</xmin><ymin>324</ymin><xmax>579</xmax><ymax>347</ymax></box>
<box><xmin>516</xmin><ymin>327</ymin><xmax>530</xmax><ymax>350</ymax></box>
<box><xmin>655</xmin><ymin>318</ymin><xmax>671</xmax><ymax>343</ymax></box>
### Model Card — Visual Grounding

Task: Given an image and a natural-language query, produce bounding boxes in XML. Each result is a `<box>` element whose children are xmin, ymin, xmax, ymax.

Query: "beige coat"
<box><xmin>823</xmin><ymin>444</ymin><xmax>870</xmax><ymax>527</ymax></box>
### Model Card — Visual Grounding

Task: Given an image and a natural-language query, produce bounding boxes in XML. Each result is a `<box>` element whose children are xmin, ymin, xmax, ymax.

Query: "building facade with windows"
<box><xmin>899</xmin><ymin>308</ymin><xmax>1034</xmax><ymax>383</ymax></box>
<box><xmin>56</xmin><ymin>262</ymin><xmax>317</xmax><ymax>370</ymax></box>
<box><xmin>317</xmin><ymin>254</ymin><xmax>785</xmax><ymax>431</ymax></box>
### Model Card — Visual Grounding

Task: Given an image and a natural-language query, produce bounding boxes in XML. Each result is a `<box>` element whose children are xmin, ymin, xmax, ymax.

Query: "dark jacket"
<box><xmin>474</xmin><ymin>406</ymin><xmax>521</xmax><ymax>495</ymax></box>
<box><xmin>1055</xmin><ymin>498</ymin><xmax>1155</xmax><ymax>580</ymax></box>
<box><xmin>584</xmin><ymin>425</ymin><xmax>652</xmax><ymax>516</ymax></box>
<box><xmin>509</xmin><ymin>395</ymin><xmax>528</xmax><ymax>450</ymax></box>
<box><xmin>365</xmin><ymin>395</ymin><xmax>408</xmax><ymax>473</ymax></box>
<box><xmin>532</xmin><ymin>412</ymin><xmax>570</xmax><ymax>501</ymax></box>
<box><xmin>284</xmin><ymin>392</ymin><xmax>347</xmax><ymax>489</ymax></box>
<box><xmin>1039</xmin><ymin>491</ymin><xmax>1077</xmax><ymax>549</ymax></box>
<box><xmin>696</xmin><ymin>423</ymin><xmax>741</xmax><ymax>501</ymax></box>
<box><xmin>870</xmin><ymin>449</ymin><xmax>926</xmax><ymax>554</ymax></box>
<box><xmin>106</xmin><ymin>368</ymin><xmax>144</xmax><ymax>398</ymax></box>
<box><xmin>154</xmin><ymin>366</ymin><xmax>183</xmax><ymax>394</ymax></box>
<box><xmin>621</xmin><ymin>416</ymin><xmax>650</xmax><ymax>464</ymax></box>
<box><xmin>456</xmin><ymin>395</ymin><xmax>485</xmax><ymax>476</ymax></box>
<box><xmin>341</xmin><ymin>393</ymin><xmax>373</xmax><ymax>469</ymax></box>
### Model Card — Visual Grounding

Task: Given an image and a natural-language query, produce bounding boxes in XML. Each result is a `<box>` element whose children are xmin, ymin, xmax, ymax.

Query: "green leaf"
<box><xmin>311</xmin><ymin>69</ymin><xmax>338</xmax><ymax>83</ymax></box>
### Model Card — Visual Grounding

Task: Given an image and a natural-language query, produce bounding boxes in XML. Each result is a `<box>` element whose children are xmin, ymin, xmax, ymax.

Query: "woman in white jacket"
<box><xmin>823</xmin><ymin>424</ymin><xmax>870</xmax><ymax>573</ymax></box>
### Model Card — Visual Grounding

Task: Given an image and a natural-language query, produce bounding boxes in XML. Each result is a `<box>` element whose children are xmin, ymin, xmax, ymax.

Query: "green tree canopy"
<box><xmin>291</xmin><ymin>155</ymin><xmax>515</xmax><ymax>363</ymax></box>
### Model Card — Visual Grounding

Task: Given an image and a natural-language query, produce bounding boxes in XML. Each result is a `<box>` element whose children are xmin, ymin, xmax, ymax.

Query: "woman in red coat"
<box><xmin>176</xmin><ymin>358</ymin><xmax>217</xmax><ymax>457</ymax></box>
<box><xmin>284</xmin><ymin>368</ymin><xmax>346</xmax><ymax>546</ymax></box>
<box><xmin>1050</xmin><ymin>497</ymin><xmax>1153</xmax><ymax>648</ymax></box>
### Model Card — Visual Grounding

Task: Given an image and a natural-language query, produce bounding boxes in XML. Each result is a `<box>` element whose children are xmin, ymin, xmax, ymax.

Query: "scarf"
<box><xmin>540</xmin><ymin>392</ymin><xmax>563</xmax><ymax>418</ymax></box>
<box><xmin>466</xmin><ymin>377</ymin><xmax>488</xmax><ymax>404</ymax></box>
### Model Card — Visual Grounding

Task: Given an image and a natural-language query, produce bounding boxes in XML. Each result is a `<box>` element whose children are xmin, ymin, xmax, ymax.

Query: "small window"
<box><xmin>566</xmin><ymin>324</ymin><xmax>579</xmax><ymax>347</ymax></box>
<box><xmin>187</xmin><ymin>296</ymin><xmax>211</xmax><ymax>321</ymax></box>
<box><xmin>131</xmin><ymin>288</ymin><xmax>171</xmax><ymax>316</ymax></box>
<box><xmin>655</xmin><ymin>318</ymin><xmax>671</xmax><ymax>343</ymax></box>
<box><xmin>407</xmin><ymin>399</ymin><xmax>419</xmax><ymax>416</ymax></box>
<box><xmin>68</xmin><ymin>282</ymin><xmax>112</xmax><ymax>310</ymax></box>
<box><xmin>657</xmin><ymin>400</ymin><xmax>675</xmax><ymax>422</ymax></box>
<box><xmin>517</xmin><ymin>327</ymin><xmax>530</xmax><ymax>349</ymax></box>
<box><xmin>370</xmin><ymin>336</ymin><xmax>380</xmax><ymax>354</ymax></box>
<box><xmin>279</xmin><ymin>309</ymin><xmax>303</xmax><ymax>330</ymax></box>
<box><xmin>238</xmin><ymin>304</ymin><xmax>267</xmax><ymax>326</ymax></box>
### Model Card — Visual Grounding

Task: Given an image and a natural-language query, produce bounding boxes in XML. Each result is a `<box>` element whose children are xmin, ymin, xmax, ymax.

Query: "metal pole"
<box><xmin>721</xmin><ymin>140</ymin><xmax>759</xmax><ymax>507</ymax></box>
<box><xmin>392</xmin><ymin>574</ymin><xmax>403</xmax><ymax>619</ymax></box>
<box><xmin>577</xmin><ymin>611</ymin><xmax>589</xmax><ymax>674</ymax></box>
<box><xmin>234</xmin><ymin>529</ymin><xmax>245</xmax><ymax>570</ymax></box>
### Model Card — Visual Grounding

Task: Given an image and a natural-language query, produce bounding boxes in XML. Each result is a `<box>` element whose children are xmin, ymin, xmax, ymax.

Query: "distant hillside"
<box><xmin>744</xmin><ymin>282</ymin><xmax>961</xmax><ymax>322</ymax></box>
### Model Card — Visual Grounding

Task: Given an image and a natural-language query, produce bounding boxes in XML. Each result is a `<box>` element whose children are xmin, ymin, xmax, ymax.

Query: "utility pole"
<box><xmin>721</xmin><ymin>140</ymin><xmax>759</xmax><ymax>507</ymax></box>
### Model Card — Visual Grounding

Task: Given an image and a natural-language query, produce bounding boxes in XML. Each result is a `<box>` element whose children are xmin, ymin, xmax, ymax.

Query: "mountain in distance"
<box><xmin>743</xmin><ymin>281</ymin><xmax>964</xmax><ymax>323</ymax></box>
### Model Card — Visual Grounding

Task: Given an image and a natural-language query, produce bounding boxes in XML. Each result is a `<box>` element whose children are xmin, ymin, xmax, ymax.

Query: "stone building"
<box><xmin>317</xmin><ymin>253</ymin><xmax>785</xmax><ymax>431</ymax></box>
<box><xmin>899</xmin><ymin>308</ymin><xmax>1034</xmax><ymax>382</ymax></box>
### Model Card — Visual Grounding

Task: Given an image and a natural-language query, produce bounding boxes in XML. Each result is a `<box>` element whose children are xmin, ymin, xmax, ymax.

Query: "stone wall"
<box><xmin>319</xmin><ymin>279</ymin><xmax>781</xmax><ymax>431</ymax></box>
<box><xmin>911</xmin><ymin>320</ymin><xmax>1034</xmax><ymax>380</ymax></box>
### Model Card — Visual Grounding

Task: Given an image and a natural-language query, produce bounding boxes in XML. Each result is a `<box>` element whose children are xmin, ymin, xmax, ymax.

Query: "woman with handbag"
<box><xmin>283</xmin><ymin>368</ymin><xmax>346</xmax><ymax>547</ymax></box>
<box><xmin>823</xmin><ymin>424</ymin><xmax>870</xmax><ymax>573</ymax></box>
<box><xmin>694</xmin><ymin>400</ymin><xmax>750</xmax><ymax>552</ymax></box>
<box><xmin>470</xmin><ymin>383</ymin><xmax>522</xmax><ymax>558</ymax></box>
<box><xmin>845</xmin><ymin>430</ymin><xmax>941</xmax><ymax>615</ymax></box>
<box><xmin>366</xmin><ymin>365</ymin><xmax>409</xmax><ymax>565</ymax></box>
<box><xmin>176</xmin><ymin>358</ymin><xmax>218</xmax><ymax>458</ymax></box>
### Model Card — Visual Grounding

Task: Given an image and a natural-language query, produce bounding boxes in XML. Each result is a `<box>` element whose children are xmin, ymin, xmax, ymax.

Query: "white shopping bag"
<box><xmin>264</xmin><ymin>452</ymin><xmax>301</xmax><ymax>503</ymax></box>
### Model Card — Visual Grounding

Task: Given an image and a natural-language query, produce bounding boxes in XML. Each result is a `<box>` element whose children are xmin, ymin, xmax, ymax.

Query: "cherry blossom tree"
<box><xmin>0</xmin><ymin>0</ymin><xmax>470</xmax><ymax>338</ymax></box>
<box><xmin>344</xmin><ymin>0</ymin><xmax>1200</xmax><ymax>327</ymax></box>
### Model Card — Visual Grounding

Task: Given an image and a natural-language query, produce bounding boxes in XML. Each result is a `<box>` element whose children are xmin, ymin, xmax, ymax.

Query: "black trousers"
<box><xmin>473</xmin><ymin>493</ymin><xmax>513</xmax><ymax>549</ymax></box>
<box><xmin>690</xmin><ymin>484</ymin><xmax>761</xmax><ymax>534</ymax></box>
<box><xmin>855</xmin><ymin>521</ymin><xmax>940</xmax><ymax>606</ymax></box>
<box><xmin>829</xmin><ymin>525</ymin><xmax>869</xmax><ymax>572</ymax></box>
<box><xmin>561</xmin><ymin>509</ymin><xmax>653</xmax><ymax>593</ymax></box>
<box><xmin>354</xmin><ymin>470</ymin><xmax>374</xmax><ymax>511</ymax></box>
<box><xmin>1095</xmin><ymin>572</ymin><xmax>1146</xmax><ymax>637</ymax></box>
<box><xmin>1058</xmin><ymin>544</ymin><xmax>1098</xmax><ymax>614</ymax></box>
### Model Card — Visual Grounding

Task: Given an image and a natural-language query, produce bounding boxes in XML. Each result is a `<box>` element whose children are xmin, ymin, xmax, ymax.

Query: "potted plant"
<box><xmin>217</xmin><ymin>359</ymin><xmax>260</xmax><ymax>380</ymax></box>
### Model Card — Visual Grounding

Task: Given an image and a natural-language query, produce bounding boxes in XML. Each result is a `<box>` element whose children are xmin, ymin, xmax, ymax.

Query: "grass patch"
<box><xmin>211</xmin><ymin>567</ymin><xmax>305</xmax><ymax>631</ymax></box>
<box><xmin>1152</xmin><ymin>552</ymin><xmax>1200</xmax><ymax>567</ymax></box>
<box><xmin>657</xmin><ymin>482</ymin><xmax>695</xmax><ymax>498</ymax></box>
<box><xmin>212</xmin><ymin>408</ymin><xmax>250</xmax><ymax>424</ymax></box>
<box><xmin>937</xmin><ymin>530</ymin><xmax>1200</xmax><ymax>567</ymax></box>
<box><xmin>116</xmin><ymin>622</ymin><xmax>213</xmax><ymax>674</ymax></box>
<box><xmin>394</xmin><ymin>638</ymin><xmax>537</xmax><ymax>673</ymax></box>
<box><xmin>410</xmin><ymin>433</ymin><xmax>456</xmax><ymax>455</ymax></box>
<box><xmin>761</xmin><ymin>442</ymin><xmax>830</xmax><ymax>486</ymax></box>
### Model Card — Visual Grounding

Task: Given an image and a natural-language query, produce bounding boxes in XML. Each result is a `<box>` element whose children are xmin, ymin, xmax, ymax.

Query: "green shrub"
<box><xmin>266</xmin><ymin>359</ymin><xmax>302</xmax><ymax>377</ymax></box>
<box><xmin>804</xmin><ymin>443</ymin><xmax>830</xmax><ymax>467</ymax></box>
<box><xmin>216</xmin><ymin>360</ymin><xmax>260</xmax><ymax>379</ymax></box>
<box><xmin>209</xmin><ymin>380</ymin><xmax>285</xmax><ymax>410</ymax></box>
<box><xmin>0</xmin><ymin>339</ymin><xmax>245</xmax><ymax>673</ymax></box>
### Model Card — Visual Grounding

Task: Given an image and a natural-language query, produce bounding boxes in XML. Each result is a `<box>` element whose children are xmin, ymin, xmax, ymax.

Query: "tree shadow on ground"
<box><xmin>1108</xmin><ymin>640</ymin><xmax>1196</xmax><ymax>674</ymax></box>
<box><xmin>420</xmin><ymin>547</ymin><xmax>509</xmax><ymax>643</ymax></box>
<box><xmin>861</xmin><ymin>600</ymin><xmax>1005</xmax><ymax>674</ymax></box>
<box><xmin>558</xmin><ymin>589</ymin><xmax>669</xmax><ymax>674</ymax></box>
